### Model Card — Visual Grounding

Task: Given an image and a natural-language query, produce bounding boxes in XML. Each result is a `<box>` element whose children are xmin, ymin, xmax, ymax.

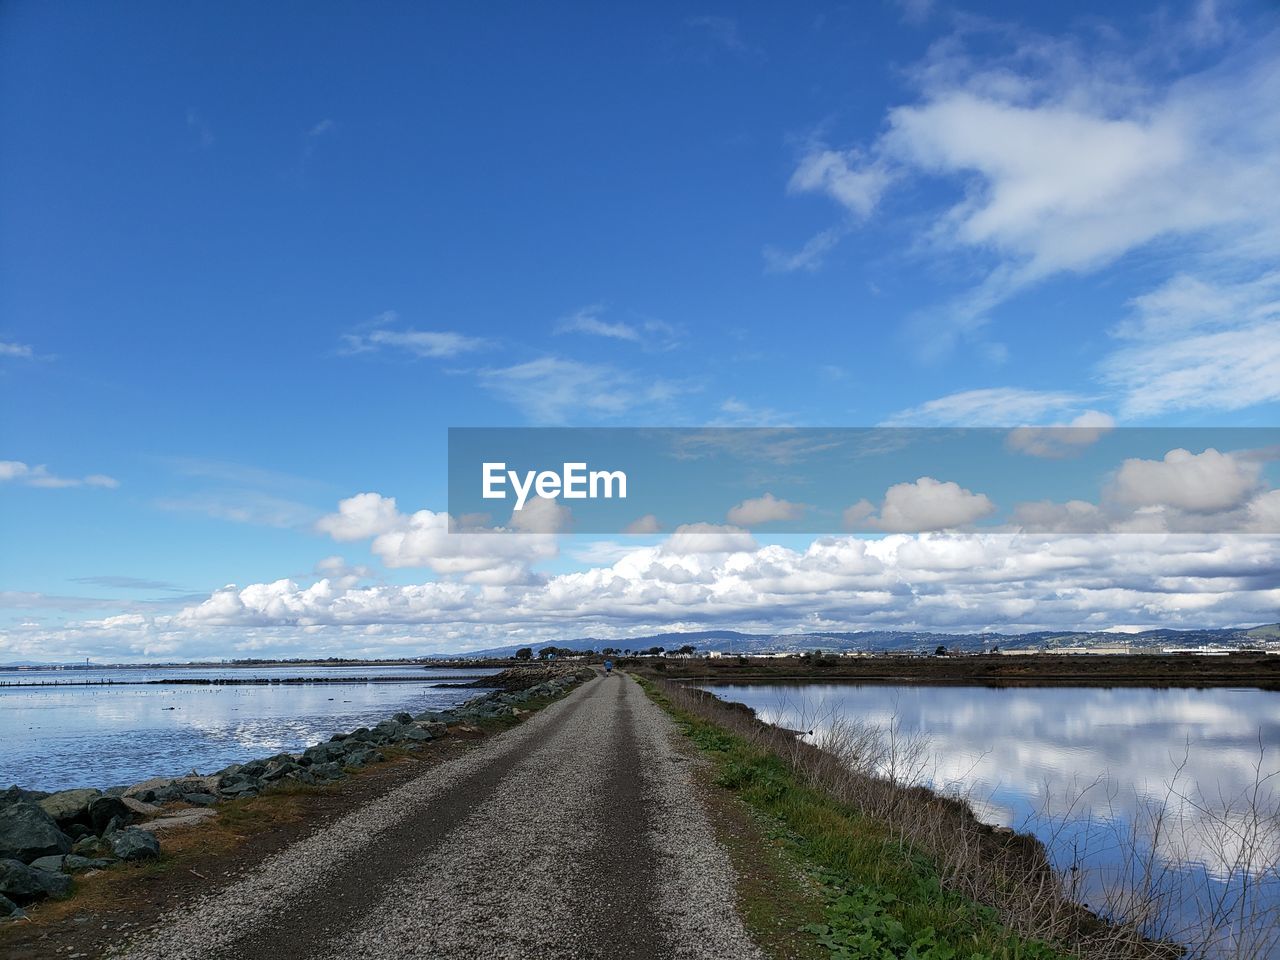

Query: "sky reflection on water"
<box><xmin>701</xmin><ymin>683</ymin><xmax>1280</xmax><ymax>956</ymax></box>
<box><xmin>1</xmin><ymin>666</ymin><xmax>495</xmax><ymax>791</ymax></box>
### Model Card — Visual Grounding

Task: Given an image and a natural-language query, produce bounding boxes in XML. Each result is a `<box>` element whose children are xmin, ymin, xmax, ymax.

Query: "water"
<box><xmin>0</xmin><ymin>665</ymin><xmax>498</xmax><ymax>792</ymax></box>
<box><xmin>701</xmin><ymin>683</ymin><xmax>1280</xmax><ymax>956</ymax></box>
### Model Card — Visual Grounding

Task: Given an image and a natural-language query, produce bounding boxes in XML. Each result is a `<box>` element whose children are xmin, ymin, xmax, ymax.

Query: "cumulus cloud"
<box><xmin>1005</xmin><ymin>411</ymin><xmax>1116</xmax><ymax>458</ymax></box>
<box><xmin>853</xmin><ymin>477</ymin><xmax>997</xmax><ymax>532</ymax></box>
<box><xmin>314</xmin><ymin>493</ymin><xmax>557</xmax><ymax>583</ymax></box>
<box><xmin>0</xmin><ymin>461</ymin><xmax>119</xmax><ymax>489</ymax></box>
<box><xmin>623</xmin><ymin>514</ymin><xmax>662</xmax><ymax>534</ymax></box>
<box><xmin>10</xmin><ymin>524</ymin><xmax>1280</xmax><ymax>661</ymax></box>
<box><xmin>0</xmin><ymin>340</ymin><xmax>34</xmax><ymax>359</ymax></box>
<box><xmin>662</xmin><ymin>523</ymin><xmax>757</xmax><ymax>555</ymax></box>
<box><xmin>1108</xmin><ymin>448</ymin><xmax>1261</xmax><ymax>514</ymax></box>
<box><xmin>726</xmin><ymin>493</ymin><xmax>806</xmax><ymax>526</ymax></box>
<box><xmin>314</xmin><ymin>492</ymin><xmax>402</xmax><ymax>541</ymax></box>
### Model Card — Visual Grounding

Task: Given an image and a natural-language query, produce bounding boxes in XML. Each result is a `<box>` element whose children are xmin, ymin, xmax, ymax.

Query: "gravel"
<box><xmin>117</xmin><ymin>673</ymin><xmax>764</xmax><ymax>960</ymax></box>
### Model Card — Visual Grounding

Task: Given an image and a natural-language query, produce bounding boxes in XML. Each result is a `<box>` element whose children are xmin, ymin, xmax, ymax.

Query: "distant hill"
<box><xmin>454</xmin><ymin>624</ymin><xmax>1280</xmax><ymax>659</ymax></box>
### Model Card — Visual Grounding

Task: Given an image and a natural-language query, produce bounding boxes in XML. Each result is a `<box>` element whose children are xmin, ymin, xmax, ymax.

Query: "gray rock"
<box><xmin>1</xmin><ymin>787</ymin><xmax>49</xmax><ymax>807</ymax></box>
<box><xmin>37</xmin><ymin>788</ymin><xmax>102</xmax><ymax>826</ymax></box>
<box><xmin>401</xmin><ymin>727</ymin><xmax>434</xmax><ymax>742</ymax></box>
<box><xmin>309</xmin><ymin>762</ymin><xmax>343</xmax><ymax>781</ymax></box>
<box><xmin>88</xmin><ymin>795</ymin><xmax>133</xmax><ymax>834</ymax></box>
<box><xmin>342</xmin><ymin>748</ymin><xmax>383</xmax><ymax>768</ymax></box>
<box><xmin>391</xmin><ymin>712</ymin><xmax>413</xmax><ymax>724</ymax></box>
<box><xmin>182</xmin><ymin>792</ymin><xmax>219</xmax><ymax>806</ymax></box>
<box><xmin>30</xmin><ymin>854</ymin><xmax>108</xmax><ymax>874</ymax></box>
<box><xmin>71</xmin><ymin>836</ymin><xmax>109</xmax><ymax>858</ymax></box>
<box><xmin>261</xmin><ymin>761</ymin><xmax>302</xmax><ymax>782</ymax></box>
<box><xmin>108</xmin><ymin>828</ymin><xmax>160</xmax><ymax>862</ymax></box>
<box><xmin>0</xmin><ymin>802</ymin><xmax>72</xmax><ymax>862</ymax></box>
<box><xmin>302</xmin><ymin>742</ymin><xmax>345</xmax><ymax>765</ymax></box>
<box><xmin>284</xmin><ymin>770</ymin><xmax>316</xmax><ymax>786</ymax></box>
<box><xmin>0</xmin><ymin>858</ymin><xmax>73</xmax><ymax>901</ymax></box>
<box><xmin>0</xmin><ymin>893</ymin><xmax>23</xmax><ymax>920</ymax></box>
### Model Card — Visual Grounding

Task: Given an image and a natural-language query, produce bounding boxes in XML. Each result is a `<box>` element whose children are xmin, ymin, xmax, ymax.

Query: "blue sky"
<box><xmin>2</xmin><ymin>0</ymin><xmax>1279</xmax><ymax>660</ymax></box>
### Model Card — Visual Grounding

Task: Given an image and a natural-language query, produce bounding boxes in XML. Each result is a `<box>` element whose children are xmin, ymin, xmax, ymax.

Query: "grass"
<box><xmin>635</xmin><ymin>675</ymin><xmax>1068</xmax><ymax>960</ymax></box>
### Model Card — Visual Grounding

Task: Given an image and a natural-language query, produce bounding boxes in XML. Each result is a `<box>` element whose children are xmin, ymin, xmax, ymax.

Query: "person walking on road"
<box><xmin>603</xmin><ymin>659</ymin><xmax>614</xmax><ymax>675</ymax></box>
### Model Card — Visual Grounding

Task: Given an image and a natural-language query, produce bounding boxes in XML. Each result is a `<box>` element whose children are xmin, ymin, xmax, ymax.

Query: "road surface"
<box><xmin>119</xmin><ymin>672</ymin><xmax>765</xmax><ymax>960</ymax></box>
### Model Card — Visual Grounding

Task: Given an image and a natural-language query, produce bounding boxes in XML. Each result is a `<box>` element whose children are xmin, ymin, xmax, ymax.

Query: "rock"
<box><xmin>71</xmin><ymin>836</ymin><xmax>108</xmax><ymax>858</ymax></box>
<box><xmin>88</xmin><ymin>796</ymin><xmax>133</xmax><ymax>835</ymax></box>
<box><xmin>391</xmin><ymin>712</ymin><xmax>413</xmax><ymax>724</ymax></box>
<box><xmin>308</xmin><ymin>762</ymin><xmax>343</xmax><ymax>781</ymax></box>
<box><xmin>0</xmin><ymin>858</ymin><xmax>73</xmax><ymax>901</ymax></box>
<box><xmin>302</xmin><ymin>743</ymin><xmax>346</xmax><ymax>765</ymax></box>
<box><xmin>121</xmin><ymin>797</ymin><xmax>162</xmax><ymax>818</ymax></box>
<box><xmin>284</xmin><ymin>770</ymin><xmax>316</xmax><ymax>786</ymax></box>
<box><xmin>0</xmin><ymin>893</ymin><xmax>24</xmax><ymax>920</ymax></box>
<box><xmin>30</xmin><ymin>854</ymin><xmax>108</xmax><ymax>874</ymax></box>
<box><xmin>342</xmin><ymin>748</ymin><xmax>382</xmax><ymax>768</ymax></box>
<box><xmin>138</xmin><ymin>808</ymin><xmax>217</xmax><ymax>833</ymax></box>
<box><xmin>218</xmin><ymin>776</ymin><xmax>260</xmax><ymax>799</ymax></box>
<box><xmin>418</xmin><ymin>721</ymin><xmax>447</xmax><ymax>738</ymax></box>
<box><xmin>108</xmin><ymin>828</ymin><xmax>160</xmax><ymax>862</ymax></box>
<box><xmin>0</xmin><ymin>787</ymin><xmax>49</xmax><ymax>807</ymax></box>
<box><xmin>181</xmin><ymin>792</ymin><xmax>218</xmax><ymax>807</ymax></box>
<box><xmin>401</xmin><ymin>727</ymin><xmax>433</xmax><ymax>742</ymax></box>
<box><xmin>122</xmin><ymin>777</ymin><xmax>174</xmax><ymax>800</ymax></box>
<box><xmin>37</xmin><ymin>788</ymin><xmax>102</xmax><ymax>826</ymax></box>
<box><xmin>347</xmin><ymin>727</ymin><xmax>374</xmax><ymax>743</ymax></box>
<box><xmin>0</xmin><ymin>802</ymin><xmax>72</xmax><ymax>862</ymax></box>
<box><xmin>261</xmin><ymin>760</ymin><xmax>302</xmax><ymax>782</ymax></box>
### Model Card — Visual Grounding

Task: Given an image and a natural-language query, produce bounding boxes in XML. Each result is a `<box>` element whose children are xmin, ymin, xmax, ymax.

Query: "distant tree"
<box><xmin>539</xmin><ymin>645</ymin><xmax>558</xmax><ymax>660</ymax></box>
<box><xmin>514</xmin><ymin>647</ymin><xmax>533</xmax><ymax>661</ymax></box>
<box><xmin>934</xmin><ymin>645</ymin><xmax>948</xmax><ymax>656</ymax></box>
<box><xmin>677</xmin><ymin>644</ymin><xmax>695</xmax><ymax>656</ymax></box>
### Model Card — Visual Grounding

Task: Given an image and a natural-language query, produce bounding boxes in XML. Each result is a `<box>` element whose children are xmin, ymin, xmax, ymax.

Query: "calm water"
<box><xmin>702</xmin><ymin>683</ymin><xmax>1280</xmax><ymax>956</ymax></box>
<box><xmin>0</xmin><ymin>665</ymin><xmax>497</xmax><ymax>792</ymax></box>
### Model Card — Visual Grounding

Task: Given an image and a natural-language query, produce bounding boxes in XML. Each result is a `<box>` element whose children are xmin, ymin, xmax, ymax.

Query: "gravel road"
<box><xmin>118</xmin><ymin>673</ymin><xmax>765</xmax><ymax>960</ymax></box>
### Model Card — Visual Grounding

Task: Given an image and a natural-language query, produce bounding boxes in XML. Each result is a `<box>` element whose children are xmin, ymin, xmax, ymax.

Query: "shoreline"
<box><xmin>638</xmin><ymin>651</ymin><xmax>1280</xmax><ymax>689</ymax></box>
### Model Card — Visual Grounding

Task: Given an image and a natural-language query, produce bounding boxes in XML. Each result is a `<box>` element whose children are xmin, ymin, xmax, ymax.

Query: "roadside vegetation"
<box><xmin>635</xmin><ymin>674</ymin><xmax>1187</xmax><ymax>960</ymax></box>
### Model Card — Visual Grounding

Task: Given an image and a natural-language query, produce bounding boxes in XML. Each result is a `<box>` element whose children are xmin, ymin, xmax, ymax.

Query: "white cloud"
<box><xmin>763</xmin><ymin>227</ymin><xmax>846</xmax><ymax>274</ymax></box>
<box><xmin>342</xmin><ymin>313</ymin><xmax>487</xmax><ymax>359</ymax></box>
<box><xmin>624</xmin><ymin>514</ymin><xmax>662</xmax><ymax>534</ymax></box>
<box><xmin>781</xmin><ymin>16</ymin><xmax>1280</xmax><ymax>373</ymax></box>
<box><xmin>859</xmin><ymin>477</ymin><xmax>997</xmax><ymax>532</ymax></box>
<box><xmin>11</xmin><ymin>527</ymin><xmax>1280</xmax><ymax>660</ymax></box>
<box><xmin>1005</xmin><ymin>411</ymin><xmax>1115</xmax><ymax>458</ymax></box>
<box><xmin>1102</xmin><ymin>272</ymin><xmax>1280</xmax><ymax>418</ymax></box>
<box><xmin>314</xmin><ymin>493</ymin><xmax>557</xmax><ymax>583</ymax></box>
<box><xmin>726</xmin><ymin>492</ymin><xmax>806</xmax><ymax>525</ymax></box>
<box><xmin>0</xmin><ymin>461</ymin><xmax>119</xmax><ymax>489</ymax></box>
<box><xmin>0</xmin><ymin>340</ymin><xmax>34</xmax><ymax>359</ymax></box>
<box><xmin>314</xmin><ymin>492</ymin><xmax>402</xmax><ymax>541</ymax></box>
<box><xmin>509</xmin><ymin>496</ymin><xmax>572</xmax><ymax>534</ymax></box>
<box><xmin>477</xmin><ymin>356</ymin><xmax>686</xmax><ymax>424</ymax></box>
<box><xmin>554</xmin><ymin>305</ymin><xmax>639</xmax><ymax>342</ymax></box>
<box><xmin>155</xmin><ymin>491</ymin><xmax>314</xmax><ymax>528</ymax></box>
<box><xmin>884</xmin><ymin>388</ymin><xmax>1089</xmax><ymax>426</ymax></box>
<box><xmin>1108</xmin><ymin>448</ymin><xmax>1262</xmax><ymax>514</ymax></box>
<box><xmin>662</xmin><ymin>523</ymin><xmax>757</xmax><ymax>555</ymax></box>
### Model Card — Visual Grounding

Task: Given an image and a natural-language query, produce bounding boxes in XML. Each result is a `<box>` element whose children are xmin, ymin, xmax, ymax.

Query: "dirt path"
<box><xmin>117</xmin><ymin>673</ymin><xmax>764</xmax><ymax>960</ymax></box>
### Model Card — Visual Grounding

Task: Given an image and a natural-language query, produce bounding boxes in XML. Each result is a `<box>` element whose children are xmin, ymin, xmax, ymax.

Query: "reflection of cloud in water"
<box><xmin>707</xmin><ymin>684</ymin><xmax>1280</xmax><ymax>878</ymax></box>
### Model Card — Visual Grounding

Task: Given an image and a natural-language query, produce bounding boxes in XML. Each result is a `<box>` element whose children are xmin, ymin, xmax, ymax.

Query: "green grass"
<box><xmin>636</xmin><ymin>677</ymin><xmax>1066</xmax><ymax>960</ymax></box>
